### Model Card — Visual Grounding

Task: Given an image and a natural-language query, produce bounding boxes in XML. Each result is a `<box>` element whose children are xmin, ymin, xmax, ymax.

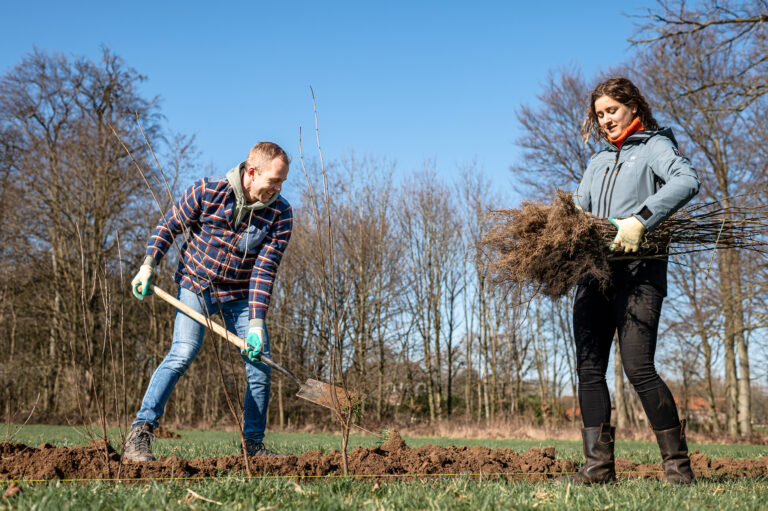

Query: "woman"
<box><xmin>563</xmin><ymin>77</ymin><xmax>699</xmax><ymax>485</ymax></box>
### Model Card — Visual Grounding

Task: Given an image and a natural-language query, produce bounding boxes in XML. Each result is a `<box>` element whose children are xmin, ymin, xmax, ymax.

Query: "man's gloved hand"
<box><xmin>131</xmin><ymin>264</ymin><xmax>155</xmax><ymax>300</ymax></box>
<box><xmin>241</xmin><ymin>319</ymin><xmax>265</xmax><ymax>362</ymax></box>
<box><xmin>609</xmin><ymin>216</ymin><xmax>646</xmax><ymax>253</ymax></box>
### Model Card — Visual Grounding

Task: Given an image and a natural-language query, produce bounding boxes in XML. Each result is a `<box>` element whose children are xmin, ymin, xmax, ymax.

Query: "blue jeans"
<box><xmin>132</xmin><ymin>286</ymin><xmax>272</xmax><ymax>442</ymax></box>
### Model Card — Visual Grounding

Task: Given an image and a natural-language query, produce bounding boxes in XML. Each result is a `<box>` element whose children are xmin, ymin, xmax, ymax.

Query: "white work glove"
<box><xmin>608</xmin><ymin>216</ymin><xmax>646</xmax><ymax>253</ymax></box>
<box><xmin>131</xmin><ymin>264</ymin><xmax>155</xmax><ymax>300</ymax></box>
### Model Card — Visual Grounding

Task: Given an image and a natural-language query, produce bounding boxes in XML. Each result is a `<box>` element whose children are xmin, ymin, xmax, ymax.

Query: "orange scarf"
<box><xmin>609</xmin><ymin>117</ymin><xmax>644</xmax><ymax>149</ymax></box>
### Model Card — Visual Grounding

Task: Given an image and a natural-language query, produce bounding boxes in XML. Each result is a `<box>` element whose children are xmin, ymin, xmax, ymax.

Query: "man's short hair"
<box><xmin>247</xmin><ymin>142</ymin><xmax>290</xmax><ymax>172</ymax></box>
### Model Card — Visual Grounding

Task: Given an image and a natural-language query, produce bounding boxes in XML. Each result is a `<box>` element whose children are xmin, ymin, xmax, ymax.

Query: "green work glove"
<box><xmin>609</xmin><ymin>216</ymin><xmax>646</xmax><ymax>253</ymax></box>
<box><xmin>131</xmin><ymin>263</ymin><xmax>155</xmax><ymax>300</ymax></box>
<box><xmin>241</xmin><ymin>319</ymin><xmax>265</xmax><ymax>362</ymax></box>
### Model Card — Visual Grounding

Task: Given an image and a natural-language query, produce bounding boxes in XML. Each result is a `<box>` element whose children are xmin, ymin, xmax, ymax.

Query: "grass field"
<box><xmin>2</xmin><ymin>424</ymin><xmax>768</xmax><ymax>510</ymax></box>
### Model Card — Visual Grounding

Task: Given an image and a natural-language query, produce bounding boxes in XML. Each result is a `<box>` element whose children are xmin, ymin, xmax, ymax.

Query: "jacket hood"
<box><xmin>226</xmin><ymin>162</ymin><xmax>280</xmax><ymax>226</ymax></box>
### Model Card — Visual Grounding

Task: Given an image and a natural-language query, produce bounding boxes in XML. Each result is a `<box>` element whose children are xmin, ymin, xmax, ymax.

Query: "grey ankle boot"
<box><xmin>123</xmin><ymin>423</ymin><xmax>155</xmax><ymax>462</ymax></box>
<box><xmin>654</xmin><ymin>419</ymin><xmax>695</xmax><ymax>485</ymax></box>
<box><xmin>556</xmin><ymin>423</ymin><xmax>616</xmax><ymax>484</ymax></box>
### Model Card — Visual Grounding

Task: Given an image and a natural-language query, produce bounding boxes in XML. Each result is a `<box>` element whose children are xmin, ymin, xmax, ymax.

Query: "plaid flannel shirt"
<box><xmin>145</xmin><ymin>176</ymin><xmax>293</xmax><ymax>320</ymax></box>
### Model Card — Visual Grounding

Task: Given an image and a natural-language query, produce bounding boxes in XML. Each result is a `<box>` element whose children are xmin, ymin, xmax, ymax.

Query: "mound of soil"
<box><xmin>380</xmin><ymin>430</ymin><xmax>408</xmax><ymax>452</ymax></box>
<box><xmin>153</xmin><ymin>427</ymin><xmax>181</xmax><ymax>439</ymax></box>
<box><xmin>1</xmin><ymin>431</ymin><xmax>766</xmax><ymax>483</ymax></box>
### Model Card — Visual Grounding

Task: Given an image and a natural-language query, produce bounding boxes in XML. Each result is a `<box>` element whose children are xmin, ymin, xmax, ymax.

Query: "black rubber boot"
<box><xmin>654</xmin><ymin>419</ymin><xmax>695</xmax><ymax>485</ymax></box>
<box><xmin>245</xmin><ymin>439</ymin><xmax>290</xmax><ymax>458</ymax></box>
<box><xmin>556</xmin><ymin>423</ymin><xmax>616</xmax><ymax>484</ymax></box>
<box><xmin>123</xmin><ymin>423</ymin><xmax>155</xmax><ymax>462</ymax></box>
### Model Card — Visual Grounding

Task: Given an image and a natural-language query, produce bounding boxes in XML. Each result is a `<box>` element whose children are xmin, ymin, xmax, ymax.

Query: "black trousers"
<box><xmin>573</xmin><ymin>279</ymin><xmax>681</xmax><ymax>431</ymax></box>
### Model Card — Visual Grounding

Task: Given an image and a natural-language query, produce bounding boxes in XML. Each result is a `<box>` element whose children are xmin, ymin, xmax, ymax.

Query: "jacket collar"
<box><xmin>603</xmin><ymin>127</ymin><xmax>677</xmax><ymax>152</ymax></box>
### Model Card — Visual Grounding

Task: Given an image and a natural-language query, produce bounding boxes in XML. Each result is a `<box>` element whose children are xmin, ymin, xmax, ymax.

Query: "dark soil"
<box><xmin>153</xmin><ymin>427</ymin><xmax>181</xmax><ymax>439</ymax></box>
<box><xmin>1</xmin><ymin>431</ymin><xmax>766</xmax><ymax>483</ymax></box>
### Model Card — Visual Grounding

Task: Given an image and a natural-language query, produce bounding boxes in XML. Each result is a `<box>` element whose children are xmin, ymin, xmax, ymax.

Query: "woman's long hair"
<box><xmin>581</xmin><ymin>77</ymin><xmax>659</xmax><ymax>144</ymax></box>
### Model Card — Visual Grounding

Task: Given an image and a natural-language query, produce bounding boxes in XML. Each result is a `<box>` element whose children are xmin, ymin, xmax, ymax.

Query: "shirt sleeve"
<box><xmin>248</xmin><ymin>202</ymin><xmax>293</xmax><ymax>320</ymax></box>
<box><xmin>633</xmin><ymin>136</ymin><xmax>700</xmax><ymax>231</ymax></box>
<box><xmin>144</xmin><ymin>179</ymin><xmax>206</xmax><ymax>263</ymax></box>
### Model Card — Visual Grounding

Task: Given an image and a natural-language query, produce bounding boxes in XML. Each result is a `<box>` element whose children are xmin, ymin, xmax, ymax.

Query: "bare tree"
<box><xmin>634</xmin><ymin>23</ymin><xmax>765</xmax><ymax>436</ymax></box>
<box><xmin>334</xmin><ymin>155</ymin><xmax>403</xmax><ymax>419</ymax></box>
<box><xmin>555</xmin><ymin>292</ymin><xmax>579</xmax><ymax>424</ymax></box>
<box><xmin>512</xmin><ymin>66</ymin><xmax>602</xmax><ymax>198</ymax></box>
<box><xmin>633</xmin><ymin>0</ymin><xmax>768</xmax><ymax>112</ymax></box>
<box><xmin>399</xmin><ymin>164</ymin><xmax>461</xmax><ymax>421</ymax></box>
<box><xmin>0</xmin><ymin>48</ymin><xmax>163</xmax><ymax>416</ymax></box>
<box><xmin>665</xmin><ymin>253</ymin><xmax>724</xmax><ymax>431</ymax></box>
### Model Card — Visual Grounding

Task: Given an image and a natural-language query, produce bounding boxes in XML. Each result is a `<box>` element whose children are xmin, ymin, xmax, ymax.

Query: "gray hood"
<box><xmin>226</xmin><ymin>162</ymin><xmax>279</xmax><ymax>226</ymax></box>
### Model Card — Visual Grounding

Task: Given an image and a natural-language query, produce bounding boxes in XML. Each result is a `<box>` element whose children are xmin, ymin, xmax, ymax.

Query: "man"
<box><xmin>124</xmin><ymin>142</ymin><xmax>292</xmax><ymax>461</ymax></box>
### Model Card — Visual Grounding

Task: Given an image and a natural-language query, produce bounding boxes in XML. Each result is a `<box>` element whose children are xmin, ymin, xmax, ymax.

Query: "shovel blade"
<box><xmin>296</xmin><ymin>379</ymin><xmax>355</xmax><ymax>410</ymax></box>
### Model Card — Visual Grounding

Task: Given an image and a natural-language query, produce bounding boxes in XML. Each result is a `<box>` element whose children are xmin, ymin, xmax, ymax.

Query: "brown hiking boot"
<box><xmin>245</xmin><ymin>439</ymin><xmax>290</xmax><ymax>458</ymax></box>
<box><xmin>123</xmin><ymin>423</ymin><xmax>156</xmax><ymax>462</ymax></box>
<box><xmin>654</xmin><ymin>419</ymin><xmax>695</xmax><ymax>485</ymax></box>
<box><xmin>555</xmin><ymin>423</ymin><xmax>616</xmax><ymax>484</ymax></box>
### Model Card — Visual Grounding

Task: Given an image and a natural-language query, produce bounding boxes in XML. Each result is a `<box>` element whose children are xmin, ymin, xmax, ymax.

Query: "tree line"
<box><xmin>1</xmin><ymin>1</ymin><xmax>766</xmax><ymax>437</ymax></box>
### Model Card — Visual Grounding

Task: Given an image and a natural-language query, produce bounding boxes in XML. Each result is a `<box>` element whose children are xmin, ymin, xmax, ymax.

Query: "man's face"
<box><xmin>243</xmin><ymin>157</ymin><xmax>289</xmax><ymax>203</ymax></box>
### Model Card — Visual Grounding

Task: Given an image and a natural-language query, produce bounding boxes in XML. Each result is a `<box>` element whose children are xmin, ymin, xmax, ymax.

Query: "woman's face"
<box><xmin>594</xmin><ymin>95</ymin><xmax>637</xmax><ymax>139</ymax></box>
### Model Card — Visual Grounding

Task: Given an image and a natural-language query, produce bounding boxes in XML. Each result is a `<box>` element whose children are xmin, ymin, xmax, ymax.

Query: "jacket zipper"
<box><xmin>600</xmin><ymin>148</ymin><xmax>623</xmax><ymax>217</ymax></box>
<box><xmin>605</xmin><ymin>162</ymin><xmax>624</xmax><ymax>216</ymax></box>
<box><xmin>595</xmin><ymin>166</ymin><xmax>611</xmax><ymax>217</ymax></box>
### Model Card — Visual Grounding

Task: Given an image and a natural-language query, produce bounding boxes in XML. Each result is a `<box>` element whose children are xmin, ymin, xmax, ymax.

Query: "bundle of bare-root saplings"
<box><xmin>482</xmin><ymin>190</ymin><xmax>768</xmax><ymax>298</ymax></box>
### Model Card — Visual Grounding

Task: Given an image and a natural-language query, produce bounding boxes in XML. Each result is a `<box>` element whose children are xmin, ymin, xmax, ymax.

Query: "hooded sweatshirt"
<box><xmin>142</xmin><ymin>165</ymin><xmax>293</xmax><ymax>321</ymax></box>
<box><xmin>143</xmin><ymin>162</ymin><xmax>279</xmax><ymax>270</ymax></box>
<box><xmin>227</xmin><ymin>162</ymin><xmax>280</xmax><ymax>227</ymax></box>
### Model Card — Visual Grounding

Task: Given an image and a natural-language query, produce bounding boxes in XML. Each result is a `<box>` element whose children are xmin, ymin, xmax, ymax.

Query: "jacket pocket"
<box><xmin>236</xmin><ymin>224</ymin><xmax>268</xmax><ymax>255</ymax></box>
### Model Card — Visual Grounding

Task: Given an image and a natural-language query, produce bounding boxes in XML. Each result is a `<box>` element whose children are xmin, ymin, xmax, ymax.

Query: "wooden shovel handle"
<box><xmin>151</xmin><ymin>285</ymin><xmax>247</xmax><ymax>350</ymax></box>
<box><xmin>150</xmin><ymin>285</ymin><xmax>302</xmax><ymax>386</ymax></box>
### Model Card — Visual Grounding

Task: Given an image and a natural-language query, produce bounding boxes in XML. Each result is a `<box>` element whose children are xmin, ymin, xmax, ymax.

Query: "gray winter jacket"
<box><xmin>574</xmin><ymin>128</ymin><xmax>700</xmax><ymax>292</ymax></box>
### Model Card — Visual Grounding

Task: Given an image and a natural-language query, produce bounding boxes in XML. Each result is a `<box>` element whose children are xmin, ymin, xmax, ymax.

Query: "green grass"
<box><xmin>2</xmin><ymin>424</ymin><xmax>768</xmax><ymax>510</ymax></box>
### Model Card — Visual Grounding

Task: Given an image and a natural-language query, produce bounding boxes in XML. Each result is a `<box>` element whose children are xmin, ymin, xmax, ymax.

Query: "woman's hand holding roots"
<box><xmin>482</xmin><ymin>190</ymin><xmax>768</xmax><ymax>298</ymax></box>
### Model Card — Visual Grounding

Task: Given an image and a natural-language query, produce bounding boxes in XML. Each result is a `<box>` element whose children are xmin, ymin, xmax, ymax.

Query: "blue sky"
<box><xmin>1</xmin><ymin>1</ymin><xmax>653</xmax><ymax>197</ymax></box>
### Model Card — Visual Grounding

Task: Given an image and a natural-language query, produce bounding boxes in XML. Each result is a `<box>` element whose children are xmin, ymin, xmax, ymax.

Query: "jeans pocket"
<box><xmin>236</xmin><ymin>224</ymin><xmax>268</xmax><ymax>255</ymax></box>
